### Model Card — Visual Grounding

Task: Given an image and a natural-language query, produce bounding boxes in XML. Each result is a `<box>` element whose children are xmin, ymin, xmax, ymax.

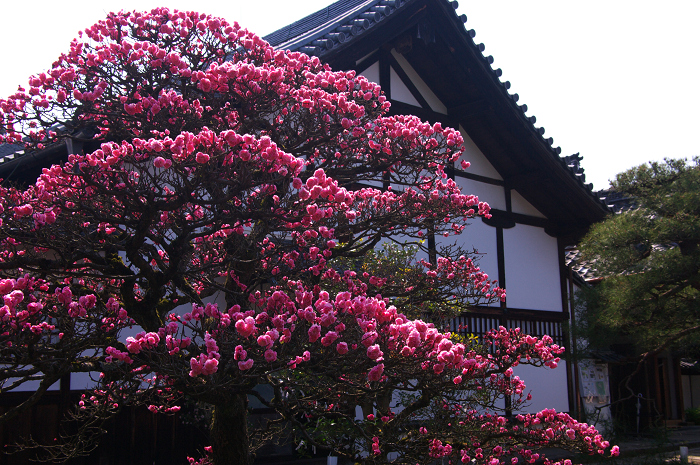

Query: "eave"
<box><xmin>265</xmin><ymin>0</ymin><xmax>610</xmax><ymax>240</ymax></box>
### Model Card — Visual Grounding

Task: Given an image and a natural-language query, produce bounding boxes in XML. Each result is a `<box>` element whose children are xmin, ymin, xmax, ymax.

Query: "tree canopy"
<box><xmin>578</xmin><ymin>158</ymin><xmax>700</xmax><ymax>359</ymax></box>
<box><xmin>0</xmin><ymin>8</ymin><xmax>615</xmax><ymax>465</ymax></box>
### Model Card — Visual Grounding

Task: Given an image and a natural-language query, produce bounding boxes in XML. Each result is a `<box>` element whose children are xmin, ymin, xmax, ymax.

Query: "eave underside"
<box><xmin>277</xmin><ymin>0</ymin><xmax>607</xmax><ymax>240</ymax></box>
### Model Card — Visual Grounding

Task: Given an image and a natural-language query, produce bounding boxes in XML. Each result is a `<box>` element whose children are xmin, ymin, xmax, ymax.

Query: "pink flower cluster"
<box><xmin>0</xmin><ymin>276</ymin><xmax>52</xmax><ymax>336</ymax></box>
<box><xmin>0</xmin><ymin>7</ymin><xmax>616</xmax><ymax>464</ymax></box>
<box><xmin>125</xmin><ymin>331</ymin><xmax>161</xmax><ymax>354</ymax></box>
<box><xmin>189</xmin><ymin>333</ymin><xmax>220</xmax><ymax>377</ymax></box>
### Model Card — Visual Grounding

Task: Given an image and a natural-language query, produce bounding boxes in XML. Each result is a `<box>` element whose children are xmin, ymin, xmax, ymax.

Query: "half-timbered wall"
<box><xmin>357</xmin><ymin>46</ymin><xmax>572</xmax><ymax>413</ymax></box>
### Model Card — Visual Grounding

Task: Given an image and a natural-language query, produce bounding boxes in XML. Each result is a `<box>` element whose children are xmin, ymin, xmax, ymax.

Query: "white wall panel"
<box><xmin>514</xmin><ymin>362</ymin><xmax>569</xmax><ymax>413</ymax></box>
<box><xmin>360</xmin><ymin>61</ymin><xmax>380</xmax><ymax>86</ymax></box>
<box><xmin>503</xmin><ymin>224</ymin><xmax>562</xmax><ymax>311</ymax></box>
<box><xmin>457</xmin><ymin>128</ymin><xmax>503</xmax><ymax>180</ymax></box>
<box><xmin>448</xmin><ymin>219</ymin><xmax>499</xmax><ymax>307</ymax></box>
<box><xmin>71</xmin><ymin>371</ymin><xmax>100</xmax><ymax>390</ymax></box>
<box><xmin>511</xmin><ymin>189</ymin><xmax>546</xmax><ymax>218</ymax></box>
<box><xmin>391</xmin><ymin>50</ymin><xmax>447</xmax><ymax>114</ymax></box>
<box><xmin>454</xmin><ymin>175</ymin><xmax>506</xmax><ymax>211</ymax></box>
<box><xmin>390</xmin><ymin>67</ymin><xmax>421</xmax><ymax>107</ymax></box>
<box><xmin>10</xmin><ymin>377</ymin><xmax>60</xmax><ymax>392</ymax></box>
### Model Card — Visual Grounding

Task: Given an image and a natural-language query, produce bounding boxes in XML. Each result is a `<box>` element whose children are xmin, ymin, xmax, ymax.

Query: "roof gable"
<box><xmin>264</xmin><ymin>0</ymin><xmax>610</xmax><ymax>239</ymax></box>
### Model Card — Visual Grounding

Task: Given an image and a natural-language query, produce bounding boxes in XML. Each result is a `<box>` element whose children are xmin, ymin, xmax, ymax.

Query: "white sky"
<box><xmin>1</xmin><ymin>1</ymin><xmax>698</xmax><ymax>190</ymax></box>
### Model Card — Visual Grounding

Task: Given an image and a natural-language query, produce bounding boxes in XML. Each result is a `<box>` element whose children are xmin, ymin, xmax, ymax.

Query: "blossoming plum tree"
<box><xmin>0</xmin><ymin>8</ymin><xmax>616</xmax><ymax>465</ymax></box>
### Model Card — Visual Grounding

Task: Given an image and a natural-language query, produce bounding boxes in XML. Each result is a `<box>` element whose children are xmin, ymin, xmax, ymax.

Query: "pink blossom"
<box><xmin>368</xmin><ymin>363</ymin><xmax>384</xmax><ymax>381</ymax></box>
<box><xmin>320</xmin><ymin>331</ymin><xmax>338</xmax><ymax>346</ymax></box>
<box><xmin>234</xmin><ymin>345</ymin><xmax>247</xmax><ymax>360</ymax></box>
<box><xmin>202</xmin><ymin>358</ymin><xmax>218</xmax><ymax>375</ymax></box>
<box><xmin>371</xmin><ymin>437</ymin><xmax>381</xmax><ymax>455</ymax></box>
<box><xmin>308</xmin><ymin>324</ymin><xmax>321</xmax><ymax>343</ymax></box>
<box><xmin>235</xmin><ymin>317</ymin><xmax>256</xmax><ymax>338</ymax></box>
<box><xmin>406</xmin><ymin>329</ymin><xmax>421</xmax><ymax>347</ymax></box>
<box><xmin>264</xmin><ymin>349</ymin><xmax>277</xmax><ymax>362</ymax></box>
<box><xmin>400</xmin><ymin>346</ymin><xmax>414</xmax><ymax>356</ymax></box>
<box><xmin>238</xmin><ymin>359</ymin><xmax>254</xmax><ymax>370</ymax></box>
<box><xmin>367</xmin><ymin>344</ymin><xmax>383</xmax><ymax>361</ymax></box>
<box><xmin>199</xmin><ymin>78</ymin><xmax>212</xmax><ymax>92</ymax></box>
<box><xmin>14</xmin><ymin>205</ymin><xmax>33</xmax><ymax>217</ymax></box>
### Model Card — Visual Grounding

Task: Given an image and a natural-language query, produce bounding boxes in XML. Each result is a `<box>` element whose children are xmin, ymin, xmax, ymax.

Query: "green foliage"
<box><xmin>686</xmin><ymin>407</ymin><xmax>700</xmax><ymax>424</ymax></box>
<box><xmin>577</xmin><ymin>158</ymin><xmax>700</xmax><ymax>354</ymax></box>
<box><xmin>329</xmin><ymin>242</ymin><xmax>476</xmax><ymax>325</ymax></box>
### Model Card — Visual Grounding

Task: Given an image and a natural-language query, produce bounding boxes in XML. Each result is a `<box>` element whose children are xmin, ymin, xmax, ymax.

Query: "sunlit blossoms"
<box><xmin>0</xmin><ymin>7</ymin><xmax>612</xmax><ymax>465</ymax></box>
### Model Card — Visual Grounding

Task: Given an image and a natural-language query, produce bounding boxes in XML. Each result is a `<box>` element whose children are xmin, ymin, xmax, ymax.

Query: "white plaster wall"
<box><xmin>511</xmin><ymin>189</ymin><xmax>546</xmax><ymax>218</ymax></box>
<box><xmin>391</xmin><ymin>50</ymin><xmax>447</xmax><ymax>114</ymax></box>
<box><xmin>70</xmin><ymin>370</ymin><xmax>101</xmax><ymax>390</ymax></box>
<box><xmin>454</xmin><ymin>175</ymin><xmax>506</xmax><ymax>212</ymax></box>
<box><xmin>390</xmin><ymin>66</ymin><xmax>421</xmax><ymax>107</ymax></box>
<box><xmin>447</xmin><ymin>219</ymin><xmax>499</xmax><ymax>307</ymax></box>
<box><xmin>514</xmin><ymin>362</ymin><xmax>569</xmax><ymax>413</ymax></box>
<box><xmin>503</xmin><ymin>224</ymin><xmax>562</xmax><ymax>311</ymax></box>
<box><xmin>9</xmin><ymin>377</ymin><xmax>60</xmax><ymax>392</ymax></box>
<box><xmin>457</xmin><ymin>128</ymin><xmax>503</xmax><ymax>180</ymax></box>
<box><xmin>360</xmin><ymin>61</ymin><xmax>380</xmax><ymax>86</ymax></box>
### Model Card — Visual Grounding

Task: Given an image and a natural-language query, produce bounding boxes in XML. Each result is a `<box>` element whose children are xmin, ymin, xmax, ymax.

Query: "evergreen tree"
<box><xmin>578</xmin><ymin>158</ymin><xmax>700</xmax><ymax>362</ymax></box>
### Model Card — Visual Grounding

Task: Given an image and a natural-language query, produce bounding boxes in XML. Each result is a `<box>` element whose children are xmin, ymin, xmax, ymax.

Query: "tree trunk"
<box><xmin>211</xmin><ymin>394</ymin><xmax>250</xmax><ymax>465</ymax></box>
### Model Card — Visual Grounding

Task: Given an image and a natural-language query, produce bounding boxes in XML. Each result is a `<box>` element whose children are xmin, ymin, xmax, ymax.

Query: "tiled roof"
<box><xmin>562</xmin><ymin>153</ymin><xmax>594</xmax><ymax>192</ymax></box>
<box><xmin>0</xmin><ymin>143</ymin><xmax>23</xmax><ymax>158</ymax></box>
<box><xmin>596</xmin><ymin>189</ymin><xmax>637</xmax><ymax>214</ymax></box>
<box><xmin>566</xmin><ymin>189</ymin><xmax>674</xmax><ymax>282</ymax></box>
<box><xmin>565</xmin><ymin>246</ymin><xmax>598</xmax><ymax>282</ymax></box>
<box><xmin>681</xmin><ymin>359</ymin><xmax>700</xmax><ymax>375</ymax></box>
<box><xmin>0</xmin><ymin>143</ymin><xmax>25</xmax><ymax>174</ymax></box>
<box><xmin>264</xmin><ymin>0</ymin><xmax>379</xmax><ymax>53</ymax></box>
<box><xmin>264</xmin><ymin>0</ymin><xmax>604</xmax><ymax>204</ymax></box>
<box><xmin>586</xmin><ymin>349</ymin><xmax>628</xmax><ymax>363</ymax></box>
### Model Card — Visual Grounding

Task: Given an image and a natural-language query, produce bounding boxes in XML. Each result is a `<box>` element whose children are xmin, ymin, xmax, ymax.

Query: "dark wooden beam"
<box><xmin>448</xmin><ymin>99</ymin><xmax>491</xmax><ymax>120</ymax></box>
<box><xmin>502</xmin><ymin>170</ymin><xmax>545</xmax><ymax>192</ymax></box>
<box><xmin>453</xmin><ymin>169</ymin><xmax>504</xmax><ymax>187</ymax></box>
<box><xmin>355</xmin><ymin>50</ymin><xmax>381</xmax><ymax>75</ymax></box>
<box><xmin>467</xmin><ymin>306</ymin><xmax>569</xmax><ymax>321</ymax></box>
<box><xmin>387</xmin><ymin>51</ymin><xmax>431</xmax><ymax>110</ymax></box>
